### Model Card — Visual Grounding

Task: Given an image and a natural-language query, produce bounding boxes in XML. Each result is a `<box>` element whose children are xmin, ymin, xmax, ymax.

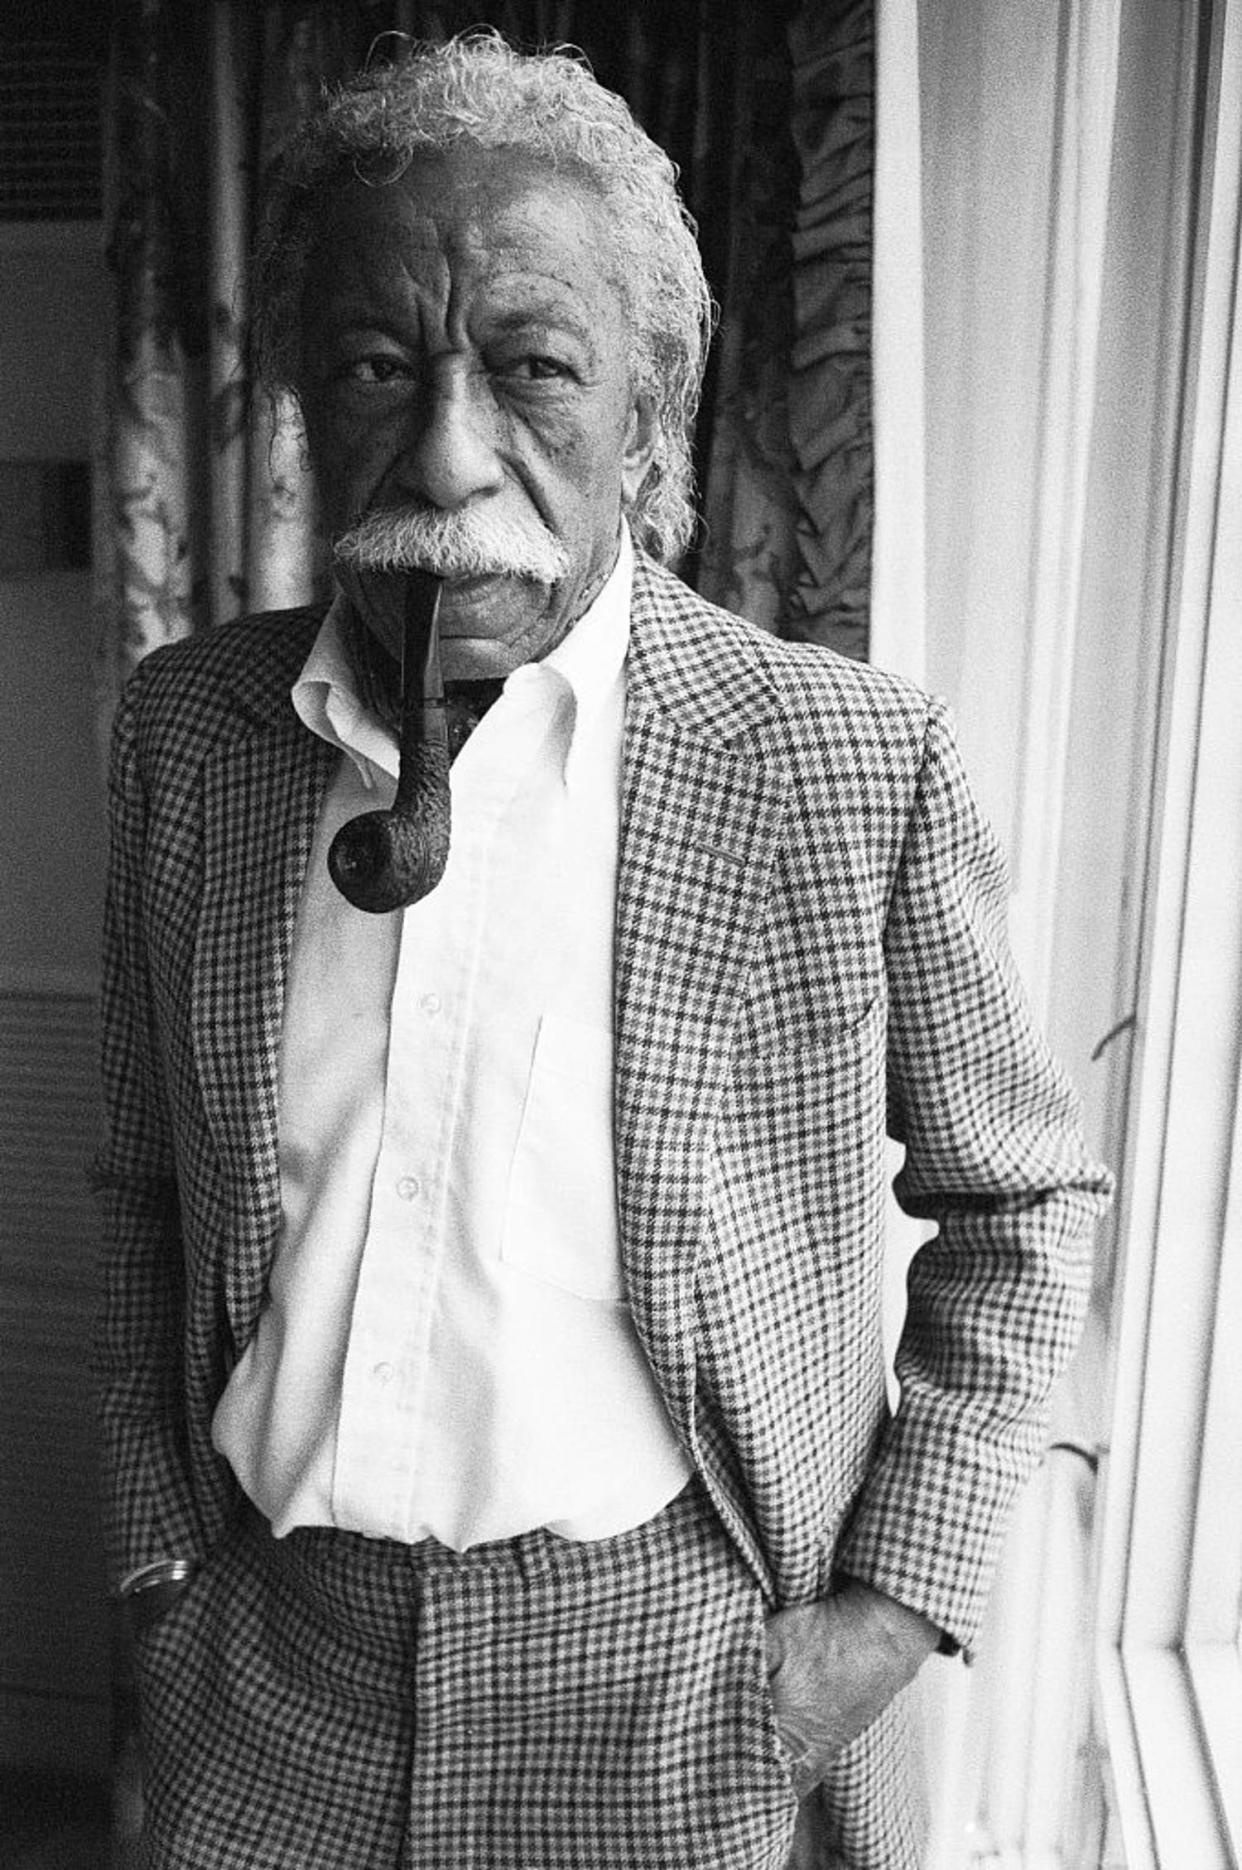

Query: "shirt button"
<box><xmin>373</xmin><ymin>1362</ymin><xmax>394</xmax><ymax>1385</ymax></box>
<box><xmin>420</xmin><ymin>992</ymin><xmax>442</xmax><ymax>1016</ymax></box>
<box><xmin>397</xmin><ymin>1175</ymin><xmax>421</xmax><ymax>1201</ymax></box>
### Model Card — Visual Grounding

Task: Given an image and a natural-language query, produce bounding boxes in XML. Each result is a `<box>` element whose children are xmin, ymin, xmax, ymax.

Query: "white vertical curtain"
<box><xmin>923</xmin><ymin>0</ymin><xmax>1125</xmax><ymax>1853</ymax></box>
<box><xmin>821</xmin><ymin>3</ymin><xmax>1127</xmax><ymax>1855</ymax></box>
<box><xmin>919</xmin><ymin>0</ymin><xmax>1122</xmax><ymax>1007</ymax></box>
<box><xmin>870</xmin><ymin>0</ymin><xmax>925</xmax><ymax>688</ymax></box>
<box><xmin>873</xmin><ymin>0</ymin><xmax>1168</xmax><ymax>1863</ymax></box>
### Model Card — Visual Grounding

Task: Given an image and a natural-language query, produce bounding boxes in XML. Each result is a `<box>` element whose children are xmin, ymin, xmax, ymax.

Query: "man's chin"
<box><xmin>436</xmin><ymin>576</ymin><xmax>556</xmax><ymax>669</ymax></box>
<box><xmin>438</xmin><ymin>610</ymin><xmax>550</xmax><ymax>682</ymax></box>
<box><xmin>438</xmin><ymin>639</ymin><xmax>524</xmax><ymax>683</ymax></box>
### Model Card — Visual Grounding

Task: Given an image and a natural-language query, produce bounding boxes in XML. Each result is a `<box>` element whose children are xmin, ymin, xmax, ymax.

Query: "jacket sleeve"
<box><xmin>92</xmin><ymin>666</ymin><xmax>210</xmax><ymax>1592</ymax></box>
<box><xmin>832</xmin><ymin>698</ymin><xmax>1112</xmax><ymax>1653</ymax></box>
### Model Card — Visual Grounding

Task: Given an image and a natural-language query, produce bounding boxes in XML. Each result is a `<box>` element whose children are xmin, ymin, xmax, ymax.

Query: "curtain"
<box><xmin>868</xmin><ymin>0</ymin><xmax>925</xmax><ymax>683</ymax></box>
<box><xmin>910</xmin><ymin>3</ymin><xmax>1131</xmax><ymax>1864</ymax></box>
<box><xmin>695</xmin><ymin>0</ymin><xmax>874</xmax><ymax>660</ymax></box>
<box><xmin>94</xmin><ymin>0</ymin><xmax>875</xmax><ymax>751</ymax></box>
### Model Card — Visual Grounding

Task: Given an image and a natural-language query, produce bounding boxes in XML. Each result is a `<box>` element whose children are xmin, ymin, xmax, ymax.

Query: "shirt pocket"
<box><xmin>500</xmin><ymin>1013</ymin><xmax>625</xmax><ymax>1305</ymax></box>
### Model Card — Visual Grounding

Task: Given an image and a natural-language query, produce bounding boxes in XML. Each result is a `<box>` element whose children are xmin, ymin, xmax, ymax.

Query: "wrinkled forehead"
<box><xmin>309</xmin><ymin>143</ymin><xmax>626</xmax><ymax>287</ymax></box>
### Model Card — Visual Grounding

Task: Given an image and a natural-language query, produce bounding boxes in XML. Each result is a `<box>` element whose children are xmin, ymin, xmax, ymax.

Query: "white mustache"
<box><xmin>334</xmin><ymin>508</ymin><xmax>570</xmax><ymax>584</ymax></box>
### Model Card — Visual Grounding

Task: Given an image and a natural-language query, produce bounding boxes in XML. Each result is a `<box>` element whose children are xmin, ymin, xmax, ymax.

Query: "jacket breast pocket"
<box><xmin>500</xmin><ymin>1013</ymin><xmax>626</xmax><ymax>1305</ymax></box>
<box><xmin>711</xmin><ymin>990</ymin><xmax>889</xmax><ymax>1261</ymax></box>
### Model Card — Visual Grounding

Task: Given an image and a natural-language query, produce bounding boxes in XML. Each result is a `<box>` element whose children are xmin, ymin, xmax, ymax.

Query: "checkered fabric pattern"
<box><xmin>95</xmin><ymin>551</ymin><xmax>1112</xmax><ymax>1863</ymax></box>
<box><xmin>135</xmin><ymin>1482</ymin><xmax>817</xmax><ymax>1870</ymax></box>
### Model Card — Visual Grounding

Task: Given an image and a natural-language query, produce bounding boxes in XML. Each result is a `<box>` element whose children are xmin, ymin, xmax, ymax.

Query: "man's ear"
<box><xmin>621</xmin><ymin>392</ymin><xmax>659</xmax><ymax>506</ymax></box>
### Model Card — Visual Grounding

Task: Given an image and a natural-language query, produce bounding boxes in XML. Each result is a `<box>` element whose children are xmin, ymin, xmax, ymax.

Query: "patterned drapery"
<box><xmin>698</xmin><ymin>0</ymin><xmax>873</xmax><ymax>662</ymax></box>
<box><xmin>95</xmin><ymin>0</ymin><xmax>874</xmax><ymax>747</ymax></box>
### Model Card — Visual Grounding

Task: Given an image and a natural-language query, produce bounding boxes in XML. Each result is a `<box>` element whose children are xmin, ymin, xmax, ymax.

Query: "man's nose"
<box><xmin>391</xmin><ymin>363</ymin><xmax>504</xmax><ymax>509</ymax></box>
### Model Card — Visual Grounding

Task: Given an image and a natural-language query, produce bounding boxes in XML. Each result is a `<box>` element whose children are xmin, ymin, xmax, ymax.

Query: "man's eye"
<box><xmin>340</xmin><ymin>356</ymin><xmax>411</xmax><ymax>385</ymax></box>
<box><xmin>499</xmin><ymin>354</ymin><xmax>573</xmax><ymax>382</ymax></box>
<box><xmin>527</xmin><ymin>356</ymin><xmax>567</xmax><ymax>380</ymax></box>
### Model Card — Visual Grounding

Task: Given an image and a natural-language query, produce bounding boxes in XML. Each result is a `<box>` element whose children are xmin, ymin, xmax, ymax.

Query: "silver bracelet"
<box><xmin>118</xmin><ymin>1557</ymin><xmax>198</xmax><ymax>1599</ymax></box>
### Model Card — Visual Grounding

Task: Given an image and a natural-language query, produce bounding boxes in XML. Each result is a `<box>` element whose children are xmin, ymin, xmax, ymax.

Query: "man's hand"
<box><xmin>764</xmin><ymin>1580</ymin><xmax>939</xmax><ymax>1796</ymax></box>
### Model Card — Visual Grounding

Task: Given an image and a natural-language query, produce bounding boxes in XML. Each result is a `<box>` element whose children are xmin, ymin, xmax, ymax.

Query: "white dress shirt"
<box><xmin>212</xmin><ymin>530</ymin><xmax>691</xmax><ymax>1548</ymax></box>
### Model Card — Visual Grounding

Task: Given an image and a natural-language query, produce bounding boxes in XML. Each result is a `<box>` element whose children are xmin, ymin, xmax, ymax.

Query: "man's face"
<box><xmin>298</xmin><ymin>144</ymin><xmax>657</xmax><ymax>680</ymax></box>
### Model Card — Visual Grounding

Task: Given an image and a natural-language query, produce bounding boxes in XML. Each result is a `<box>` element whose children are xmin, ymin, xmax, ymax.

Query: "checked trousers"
<box><xmin>132</xmin><ymin>1477</ymin><xmax>805</xmax><ymax>1869</ymax></box>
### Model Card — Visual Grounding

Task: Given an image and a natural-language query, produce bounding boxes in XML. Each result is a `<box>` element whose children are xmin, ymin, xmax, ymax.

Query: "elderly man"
<box><xmin>95</xmin><ymin>31</ymin><xmax>1111</xmax><ymax>1870</ymax></box>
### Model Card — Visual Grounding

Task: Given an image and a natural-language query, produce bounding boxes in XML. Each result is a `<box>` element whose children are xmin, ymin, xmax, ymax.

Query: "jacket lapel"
<box><xmin>614</xmin><ymin>559</ymin><xmax>789</xmax><ymax>1433</ymax></box>
<box><xmin>189</xmin><ymin>614</ymin><xmax>334</xmax><ymax>1346</ymax></box>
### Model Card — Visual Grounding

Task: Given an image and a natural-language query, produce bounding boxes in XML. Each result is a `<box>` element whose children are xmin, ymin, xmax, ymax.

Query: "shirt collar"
<box><xmin>292</xmin><ymin>526</ymin><xmax>633</xmax><ymax>792</ymax></box>
<box><xmin>291</xmin><ymin>597</ymin><xmax>400</xmax><ymax>789</ymax></box>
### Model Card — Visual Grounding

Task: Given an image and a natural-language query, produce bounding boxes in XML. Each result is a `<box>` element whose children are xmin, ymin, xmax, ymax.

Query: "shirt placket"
<box><xmin>331</xmin><ymin>678</ymin><xmax>563</xmax><ymax>1537</ymax></box>
<box><xmin>331</xmin><ymin>764</ymin><xmax>505</xmax><ymax>1533</ymax></box>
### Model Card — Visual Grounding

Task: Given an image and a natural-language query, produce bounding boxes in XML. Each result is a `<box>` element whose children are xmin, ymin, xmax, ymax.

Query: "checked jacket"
<box><xmin>94</xmin><ymin>551</ymin><xmax>1111</xmax><ymax>1833</ymax></box>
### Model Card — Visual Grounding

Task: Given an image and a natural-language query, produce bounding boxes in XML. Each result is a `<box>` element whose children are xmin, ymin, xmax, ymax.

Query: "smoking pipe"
<box><xmin>327</xmin><ymin>568</ymin><xmax>450</xmax><ymax>913</ymax></box>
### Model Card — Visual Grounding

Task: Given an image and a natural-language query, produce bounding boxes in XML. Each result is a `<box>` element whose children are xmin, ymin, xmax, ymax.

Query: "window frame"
<box><xmin>1094</xmin><ymin>2</ymin><xmax>1242</xmax><ymax>1860</ymax></box>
